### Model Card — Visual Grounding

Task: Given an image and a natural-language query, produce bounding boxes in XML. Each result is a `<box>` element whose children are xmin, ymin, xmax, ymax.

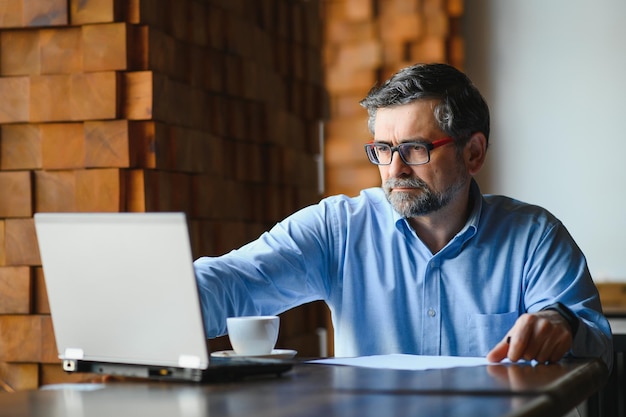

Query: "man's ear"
<box><xmin>465</xmin><ymin>132</ymin><xmax>488</xmax><ymax>175</ymax></box>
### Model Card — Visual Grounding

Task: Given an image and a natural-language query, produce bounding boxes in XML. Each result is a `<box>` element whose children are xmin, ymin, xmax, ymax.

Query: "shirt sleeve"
<box><xmin>523</xmin><ymin>221</ymin><xmax>613</xmax><ymax>369</ymax></box>
<box><xmin>193</xmin><ymin>203</ymin><xmax>335</xmax><ymax>338</ymax></box>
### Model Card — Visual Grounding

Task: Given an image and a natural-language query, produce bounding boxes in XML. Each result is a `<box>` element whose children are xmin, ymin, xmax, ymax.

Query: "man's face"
<box><xmin>373</xmin><ymin>99</ymin><xmax>470</xmax><ymax>217</ymax></box>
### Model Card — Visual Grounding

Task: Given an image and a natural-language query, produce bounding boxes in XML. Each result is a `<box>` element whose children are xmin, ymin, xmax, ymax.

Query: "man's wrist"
<box><xmin>542</xmin><ymin>302</ymin><xmax>579</xmax><ymax>336</ymax></box>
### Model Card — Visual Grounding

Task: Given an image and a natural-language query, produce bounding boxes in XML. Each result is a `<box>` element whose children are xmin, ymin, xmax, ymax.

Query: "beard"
<box><xmin>383</xmin><ymin>175</ymin><xmax>467</xmax><ymax>217</ymax></box>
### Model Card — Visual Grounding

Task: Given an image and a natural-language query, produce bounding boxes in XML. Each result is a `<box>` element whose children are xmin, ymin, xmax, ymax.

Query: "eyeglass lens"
<box><xmin>367</xmin><ymin>143</ymin><xmax>429</xmax><ymax>165</ymax></box>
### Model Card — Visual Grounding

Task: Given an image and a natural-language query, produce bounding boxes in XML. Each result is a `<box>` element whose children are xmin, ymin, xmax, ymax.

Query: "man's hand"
<box><xmin>487</xmin><ymin>310</ymin><xmax>574</xmax><ymax>363</ymax></box>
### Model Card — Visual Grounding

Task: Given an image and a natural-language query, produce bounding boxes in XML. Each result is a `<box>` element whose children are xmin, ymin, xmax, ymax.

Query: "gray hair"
<box><xmin>360</xmin><ymin>63</ymin><xmax>490</xmax><ymax>148</ymax></box>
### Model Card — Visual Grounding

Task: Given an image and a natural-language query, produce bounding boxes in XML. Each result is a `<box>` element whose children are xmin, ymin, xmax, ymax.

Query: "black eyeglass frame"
<box><xmin>364</xmin><ymin>137</ymin><xmax>454</xmax><ymax>166</ymax></box>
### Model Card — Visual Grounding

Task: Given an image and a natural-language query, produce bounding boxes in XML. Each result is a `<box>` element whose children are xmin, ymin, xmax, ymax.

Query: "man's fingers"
<box><xmin>486</xmin><ymin>336</ymin><xmax>510</xmax><ymax>362</ymax></box>
<box><xmin>489</xmin><ymin>311</ymin><xmax>574</xmax><ymax>364</ymax></box>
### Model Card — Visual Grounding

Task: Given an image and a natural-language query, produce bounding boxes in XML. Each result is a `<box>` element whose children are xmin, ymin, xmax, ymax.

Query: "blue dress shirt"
<box><xmin>194</xmin><ymin>180</ymin><xmax>613</xmax><ymax>366</ymax></box>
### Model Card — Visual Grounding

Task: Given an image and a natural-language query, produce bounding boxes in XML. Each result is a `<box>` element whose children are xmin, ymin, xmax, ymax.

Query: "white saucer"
<box><xmin>210</xmin><ymin>349</ymin><xmax>298</xmax><ymax>359</ymax></box>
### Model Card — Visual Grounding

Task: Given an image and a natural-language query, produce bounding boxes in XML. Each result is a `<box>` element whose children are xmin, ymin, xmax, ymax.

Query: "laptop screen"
<box><xmin>35</xmin><ymin>212</ymin><xmax>210</xmax><ymax>370</ymax></box>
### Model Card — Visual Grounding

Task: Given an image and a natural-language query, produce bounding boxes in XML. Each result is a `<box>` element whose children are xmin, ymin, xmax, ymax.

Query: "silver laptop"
<box><xmin>34</xmin><ymin>212</ymin><xmax>292</xmax><ymax>382</ymax></box>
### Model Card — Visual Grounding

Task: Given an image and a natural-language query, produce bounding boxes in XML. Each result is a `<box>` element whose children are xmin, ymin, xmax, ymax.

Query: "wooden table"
<box><xmin>0</xmin><ymin>359</ymin><xmax>608</xmax><ymax>417</ymax></box>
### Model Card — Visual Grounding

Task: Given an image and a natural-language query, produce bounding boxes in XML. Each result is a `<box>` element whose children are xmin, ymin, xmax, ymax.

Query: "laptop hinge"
<box><xmin>178</xmin><ymin>355</ymin><xmax>201</xmax><ymax>368</ymax></box>
<box><xmin>64</xmin><ymin>348</ymin><xmax>84</xmax><ymax>360</ymax></box>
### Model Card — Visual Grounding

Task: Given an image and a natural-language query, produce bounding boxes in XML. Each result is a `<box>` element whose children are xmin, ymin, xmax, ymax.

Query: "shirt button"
<box><xmin>428</xmin><ymin>308</ymin><xmax>436</xmax><ymax>317</ymax></box>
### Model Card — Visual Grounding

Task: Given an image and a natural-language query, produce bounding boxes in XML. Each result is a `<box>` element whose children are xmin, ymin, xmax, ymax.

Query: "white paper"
<box><xmin>309</xmin><ymin>354</ymin><xmax>492</xmax><ymax>370</ymax></box>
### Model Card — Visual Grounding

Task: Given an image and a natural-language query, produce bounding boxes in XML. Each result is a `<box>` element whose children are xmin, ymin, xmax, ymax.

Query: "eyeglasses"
<box><xmin>364</xmin><ymin>137</ymin><xmax>453</xmax><ymax>166</ymax></box>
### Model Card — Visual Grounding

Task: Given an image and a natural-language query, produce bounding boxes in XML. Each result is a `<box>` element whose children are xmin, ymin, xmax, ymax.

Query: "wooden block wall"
<box><xmin>0</xmin><ymin>0</ymin><xmax>328</xmax><ymax>390</ymax></box>
<box><xmin>322</xmin><ymin>0</ymin><xmax>464</xmax><ymax>197</ymax></box>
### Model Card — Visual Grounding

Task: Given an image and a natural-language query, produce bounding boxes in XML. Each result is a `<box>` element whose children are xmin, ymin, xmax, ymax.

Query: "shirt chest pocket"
<box><xmin>466</xmin><ymin>311</ymin><xmax>518</xmax><ymax>356</ymax></box>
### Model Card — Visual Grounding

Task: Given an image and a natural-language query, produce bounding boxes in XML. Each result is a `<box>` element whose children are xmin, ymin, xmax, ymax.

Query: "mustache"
<box><xmin>384</xmin><ymin>177</ymin><xmax>428</xmax><ymax>190</ymax></box>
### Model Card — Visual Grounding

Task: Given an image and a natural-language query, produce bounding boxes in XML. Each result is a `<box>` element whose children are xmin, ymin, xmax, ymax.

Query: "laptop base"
<box><xmin>63</xmin><ymin>359</ymin><xmax>294</xmax><ymax>383</ymax></box>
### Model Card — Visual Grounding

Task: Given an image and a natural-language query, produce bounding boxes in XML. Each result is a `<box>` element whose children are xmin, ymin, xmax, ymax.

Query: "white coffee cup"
<box><xmin>226</xmin><ymin>315</ymin><xmax>280</xmax><ymax>356</ymax></box>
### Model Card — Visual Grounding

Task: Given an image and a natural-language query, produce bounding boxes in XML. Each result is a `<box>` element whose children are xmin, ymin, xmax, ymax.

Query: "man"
<box><xmin>194</xmin><ymin>63</ymin><xmax>612</xmax><ymax>367</ymax></box>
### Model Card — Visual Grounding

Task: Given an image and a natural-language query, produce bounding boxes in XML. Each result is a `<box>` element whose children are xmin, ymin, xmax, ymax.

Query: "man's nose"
<box><xmin>386</xmin><ymin>150</ymin><xmax>412</xmax><ymax>176</ymax></box>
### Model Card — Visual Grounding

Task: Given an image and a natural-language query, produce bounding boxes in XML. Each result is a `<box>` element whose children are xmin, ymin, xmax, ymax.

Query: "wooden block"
<box><xmin>41</xmin><ymin>123</ymin><xmax>85</xmax><ymax>169</ymax></box>
<box><xmin>379</xmin><ymin>13</ymin><xmax>424</xmax><ymax>41</ymax></box>
<box><xmin>0</xmin><ymin>1</ymin><xmax>23</xmax><ymax>28</ymax></box>
<box><xmin>0</xmin><ymin>266</ymin><xmax>32</xmax><ymax>314</ymax></box>
<box><xmin>170</xmin><ymin>172</ymin><xmax>192</xmax><ymax>213</ymax></box>
<box><xmin>123</xmin><ymin>71</ymin><xmax>158</xmax><ymax>120</ymax></box>
<box><xmin>0</xmin><ymin>29</ymin><xmax>40</xmax><ymax>75</ymax></box>
<box><xmin>29</xmin><ymin>74</ymin><xmax>72</xmax><ymax>122</ymax></box>
<box><xmin>40</xmin><ymin>315</ymin><xmax>58</xmax><ymax>363</ymax></box>
<box><xmin>190</xmin><ymin>175</ymin><xmax>218</xmax><ymax>219</ymax></box>
<box><xmin>424</xmin><ymin>9</ymin><xmax>449</xmax><ymax>37</ymax></box>
<box><xmin>325</xmin><ymin>117</ymin><xmax>370</xmax><ymax>164</ymax></box>
<box><xmin>379</xmin><ymin>0</ymin><xmax>420</xmax><ymax>15</ymax></box>
<box><xmin>168</xmin><ymin>0</ymin><xmax>190</xmax><ymax>42</ymax></box>
<box><xmin>380</xmin><ymin>42</ymin><xmax>407</xmax><ymax>68</ymax></box>
<box><xmin>410</xmin><ymin>36</ymin><xmax>446</xmax><ymax>63</ymax></box>
<box><xmin>40</xmin><ymin>27</ymin><xmax>82</xmax><ymax>74</ymax></box>
<box><xmin>214</xmin><ymin>220</ymin><xmax>247</xmax><ymax>254</ymax></box>
<box><xmin>324</xmin><ymin>20</ymin><xmax>378</xmax><ymax>45</ymax></box>
<box><xmin>449</xmin><ymin>35</ymin><xmax>464</xmax><ymax>69</ymax></box>
<box><xmin>215</xmin><ymin>179</ymin><xmax>244</xmax><ymax>220</ymax></box>
<box><xmin>345</xmin><ymin>0</ymin><xmax>373</xmax><ymax>21</ymax></box>
<box><xmin>132</xmin><ymin>0</ymin><xmax>168</xmax><ymax>29</ymax></box>
<box><xmin>189</xmin><ymin>0</ymin><xmax>208</xmax><ymax>46</ymax></box>
<box><xmin>447</xmin><ymin>0</ymin><xmax>464</xmax><ymax>17</ymax></box>
<box><xmin>207</xmin><ymin>5</ymin><xmax>226</xmax><ymax>50</ymax></box>
<box><xmin>128</xmin><ymin>121</ymin><xmax>157</xmax><ymax>168</ymax></box>
<box><xmin>137</xmin><ymin>169</ymin><xmax>166</xmax><ymax>212</ymax></box>
<box><xmin>170</xmin><ymin>126</ymin><xmax>206</xmax><ymax>173</ymax></box>
<box><xmin>261</xmin><ymin>184</ymin><xmax>282</xmax><ymax>223</ymax></box>
<box><xmin>274</xmin><ymin>0</ymin><xmax>289</xmax><ymax>38</ymax></box>
<box><xmin>296</xmin><ymin>186</ymin><xmax>321</xmax><ymax>211</ymax></box>
<box><xmin>187</xmin><ymin>218</ymin><xmax>215</xmax><ymax>258</ymax></box>
<box><xmin>124</xmin><ymin>0</ymin><xmax>139</xmax><ymax>24</ymax></box>
<box><xmin>4</xmin><ymin>218</ymin><xmax>41</xmax><ymax>266</ymax></box>
<box><xmin>34</xmin><ymin>170</ymin><xmax>76</xmax><ymax>213</ymax></box>
<box><xmin>151</xmin><ymin>122</ymin><xmax>170</xmax><ymax>170</ymax></box>
<box><xmin>84</xmin><ymin>120</ymin><xmax>130</xmax><ymax>168</ymax></box>
<box><xmin>0</xmin><ymin>363</ymin><xmax>39</xmax><ymax>391</ymax></box>
<box><xmin>189</xmin><ymin>44</ymin><xmax>205</xmax><ymax>89</ymax></box>
<box><xmin>225</xmin><ymin>14</ymin><xmax>251</xmax><ymax>58</ymax></box>
<box><xmin>0</xmin><ymin>171</ymin><xmax>32</xmax><ymax>217</ymax></box>
<box><xmin>0</xmin><ymin>315</ymin><xmax>56</xmax><ymax>364</ymax></box>
<box><xmin>125</xmin><ymin>169</ymin><xmax>147</xmax><ymax>212</ymax></box>
<box><xmin>82</xmin><ymin>22</ymin><xmax>128</xmax><ymax>72</ymax></box>
<box><xmin>232</xmin><ymin>142</ymin><xmax>252</xmax><ymax>182</ymax></box>
<box><xmin>0</xmin><ymin>315</ymin><xmax>43</xmax><ymax>361</ymax></box>
<box><xmin>293</xmin><ymin>152</ymin><xmax>318</xmax><ymax>188</ymax></box>
<box><xmin>0</xmin><ymin>76</ymin><xmax>29</xmax><ymax>123</ymax></box>
<box><xmin>75</xmin><ymin>168</ymin><xmax>123</xmax><ymax>212</ymax></box>
<box><xmin>325</xmin><ymin>67</ymin><xmax>377</xmax><ymax>95</ymax></box>
<box><xmin>204</xmin><ymin>49</ymin><xmax>225</xmax><ymax>92</ymax></box>
<box><xmin>70</xmin><ymin>0</ymin><xmax>120</xmax><ymax>24</ymax></box>
<box><xmin>325</xmin><ymin>164</ymin><xmax>380</xmax><ymax>198</ymax></box>
<box><xmin>0</xmin><ymin>124</ymin><xmax>42</xmax><ymax>170</ymax></box>
<box><xmin>596</xmin><ymin>282</ymin><xmax>626</xmax><ymax>313</ymax></box>
<box><xmin>23</xmin><ymin>0</ymin><xmax>68</xmax><ymax>27</ymax></box>
<box><xmin>70</xmin><ymin>71</ymin><xmax>119</xmax><ymax>120</ymax></box>
<box><xmin>145</xmin><ymin>26</ymin><xmax>169</xmax><ymax>75</ymax></box>
<box><xmin>222</xmin><ymin>96</ymin><xmax>245</xmax><ymax>139</ymax></box>
<box><xmin>34</xmin><ymin>267</ymin><xmax>49</xmax><ymax>314</ymax></box>
<box><xmin>205</xmin><ymin>134</ymin><xmax>224</xmax><ymax>177</ymax></box>
<box><xmin>303</xmin><ymin>119</ymin><xmax>322</xmax><ymax>155</ymax></box>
